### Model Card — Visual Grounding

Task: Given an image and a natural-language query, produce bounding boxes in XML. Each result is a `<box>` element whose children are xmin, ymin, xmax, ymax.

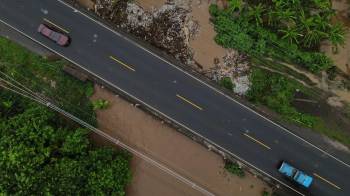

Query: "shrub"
<box><xmin>262</xmin><ymin>190</ymin><xmax>270</xmax><ymax>196</ymax></box>
<box><xmin>85</xmin><ymin>82</ymin><xmax>95</xmax><ymax>97</ymax></box>
<box><xmin>219</xmin><ymin>77</ymin><xmax>234</xmax><ymax>91</ymax></box>
<box><xmin>225</xmin><ymin>161</ymin><xmax>245</xmax><ymax>177</ymax></box>
<box><xmin>92</xmin><ymin>99</ymin><xmax>110</xmax><ymax>110</ymax></box>
<box><xmin>209</xmin><ymin>4</ymin><xmax>219</xmax><ymax>17</ymax></box>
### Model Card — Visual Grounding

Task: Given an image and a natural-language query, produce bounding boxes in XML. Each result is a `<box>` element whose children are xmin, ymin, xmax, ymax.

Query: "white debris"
<box><xmin>327</xmin><ymin>96</ymin><xmax>344</xmax><ymax>107</ymax></box>
<box><xmin>233</xmin><ymin>76</ymin><xmax>250</xmax><ymax>95</ymax></box>
<box><xmin>126</xmin><ymin>3</ymin><xmax>152</xmax><ymax>29</ymax></box>
<box><xmin>211</xmin><ymin>50</ymin><xmax>251</xmax><ymax>95</ymax></box>
<box><xmin>94</xmin><ymin>0</ymin><xmax>198</xmax><ymax>63</ymax></box>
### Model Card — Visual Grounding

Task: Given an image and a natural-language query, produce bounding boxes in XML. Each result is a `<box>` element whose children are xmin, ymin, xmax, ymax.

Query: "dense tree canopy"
<box><xmin>0</xmin><ymin>90</ymin><xmax>131</xmax><ymax>195</ymax></box>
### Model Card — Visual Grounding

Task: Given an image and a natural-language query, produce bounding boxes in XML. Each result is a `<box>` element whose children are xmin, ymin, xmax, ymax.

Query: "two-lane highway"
<box><xmin>1</xmin><ymin>1</ymin><xmax>349</xmax><ymax>195</ymax></box>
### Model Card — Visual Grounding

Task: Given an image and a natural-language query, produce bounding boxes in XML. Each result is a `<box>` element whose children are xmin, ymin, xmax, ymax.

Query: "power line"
<box><xmin>0</xmin><ymin>64</ymin><xmax>97</xmax><ymax>123</ymax></box>
<box><xmin>0</xmin><ymin>76</ymin><xmax>215</xmax><ymax>196</ymax></box>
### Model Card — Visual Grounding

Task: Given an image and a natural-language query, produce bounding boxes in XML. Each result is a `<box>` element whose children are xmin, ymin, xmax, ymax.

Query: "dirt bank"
<box><xmin>91</xmin><ymin>85</ymin><xmax>270</xmax><ymax>196</ymax></box>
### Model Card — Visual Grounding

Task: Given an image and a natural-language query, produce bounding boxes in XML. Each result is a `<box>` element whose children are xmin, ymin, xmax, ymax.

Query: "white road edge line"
<box><xmin>0</xmin><ymin>18</ymin><xmax>306</xmax><ymax>196</ymax></box>
<box><xmin>56</xmin><ymin>0</ymin><xmax>350</xmax><ymax>169</ymax></box>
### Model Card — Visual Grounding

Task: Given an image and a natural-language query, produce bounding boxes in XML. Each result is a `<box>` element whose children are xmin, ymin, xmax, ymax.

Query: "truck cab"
<box><xmin>278</xmin><ymin>161</ymin><xmax>313</xmax><ymax>188</ymax></box>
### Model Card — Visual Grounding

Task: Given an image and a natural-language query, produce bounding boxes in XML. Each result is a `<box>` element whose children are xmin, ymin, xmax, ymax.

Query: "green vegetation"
<box><xmin>0</xmin><ymin>37</ymin><xmax>95</xmax><ymax>125</ymax></box>
<box><xmin>225</xmin><ymin>161</ymin><xmax>245</xmax><ymax>177</ymax></box>
<box><xmin>210</xmin><ymin>0</ymin><xmax>346</xmax><ymax>73</ymax></box>
<box><xmin>247</xmin><ymin>68</ymin><xmax>350</xmax><ymax>146</ymax></box>
<box><xmin>247</xmin><ymin>68</ymin><xmax>317</xmax><ymax>128</ymax></box>
<box><xmin>0</xmin><ymin>36</ymin><xmax>132</xmax><ymax>195</ymax></box>
<box><xmin>313</xmin><ymin>119</ymin><xmax>350</xmax><ymax>146</ymax></box>
<box><xmin>262</xmin><ymin>190</ymin><xmax>270</xmax><ymax>196</ymax></box>
<box><xmin>346</xmin><ymin>104</ymin><xmax>350</xmax><ymax>119</ymax></box>
<box><xmin>210</xmin><ymin>1</ymin><xmax>350</xmax><ymax>146</ymax></box>
<box><xmin>85</xmin><ymin>82</ymin><xmax>95</xmax><ymax>97</ymax></box>
<box><xmin>219</xmin><ymin>77</ymin><xmax>234</xmax><ymax>90</ymax></box>
<box><xmin>0</xmin><ymin>90</ymin><xmax>132</xmax><ymax>195</ymax></box>
<box><xmin>92</xmin><ymin>99</ymin><xmax>110</xmax><ymax>110</ymax></box>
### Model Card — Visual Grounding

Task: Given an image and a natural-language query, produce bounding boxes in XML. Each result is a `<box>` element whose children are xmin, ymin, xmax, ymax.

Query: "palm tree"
<box><xmin>276</xmin><ymin>8</ymin><xmax>297</xmax><ymax>24</ymax></box>
<box><xmin>279</xmin><ymin>26</ymin><xmax>303</xmax><ymax>44</ymax></box>
<box><xmin>272</xmin><ymin>0</ymin><xmax>300</xmax><ymax>9</ymax></box>
<box><xmin>298</xmin><ymin>10</ymin><xmax>314</xmax><ymax>35</ymax></box>
<box><xmin>247</xmin><ymin>3</ymin><xmax>266</xmax><ymax>26</ymax></box>
<box><xmin>227</xmin><ymin>0</ymin><xmax>244</xmax><ymax>13</ymax></box>
<box><xmin>302</xmin><ymin>29</ymin><xmax>327</xmax><ymax>48</ymax></box>
<box><xmin>312</xmin><ymin>0</ymin><xmax>331</xmax><ymax>9</ymax></box>
<box><xmin>328</xmin><ymin>23</ymin><xmax>346</xmax><ymax>49</ymax></box>
<box><xmin>267</xmin><ymin>10</ymin><xmax>279</xmax><ymax>27</ymax></box>
<box><xmin>312</xmin><ymin>14</ymin><xmax>330</xmax><ymax>32</ymax></box>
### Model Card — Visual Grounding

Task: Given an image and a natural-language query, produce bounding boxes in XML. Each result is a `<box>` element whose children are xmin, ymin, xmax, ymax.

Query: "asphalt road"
<box><xmin>0</xmin><ymin>1</ymin><xmax>349</xmax><ymax>195</ymax></box>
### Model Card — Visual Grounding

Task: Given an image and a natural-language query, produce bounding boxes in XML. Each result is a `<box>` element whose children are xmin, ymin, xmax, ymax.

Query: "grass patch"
<box><xmin>251</xmin><ymin>57</ymin><xmax>316</xmax><ymax>86</ymax></box>
<box><xmin>313</xmin><ymin>119</ymin><xmax>350</xmax><ymax>146</ymax></box>
<box><xmin>247</xmin><ymin>68</ymin><xmax>350</xmax><ymax>146</ymax></box>
<box><xmin>247</xmin><ymin>68</ymin><xmax>318</xmax><ymax>128</ymax></box>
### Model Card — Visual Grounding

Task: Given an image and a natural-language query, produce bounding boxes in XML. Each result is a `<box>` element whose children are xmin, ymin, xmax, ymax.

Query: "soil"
<box><xmin>91</xmin><ymin>85</ymin><xmax>270</xmax><ymax>196</ymax></box>
<box><xmin>189</xmin><ymin>0</ymin><xmax>227</xmax><ymax>70</ymax></box>
<box><xmin>136</xmin><ymin>0</ymin><xmax>166</xmax><ymax>11</ymax></box>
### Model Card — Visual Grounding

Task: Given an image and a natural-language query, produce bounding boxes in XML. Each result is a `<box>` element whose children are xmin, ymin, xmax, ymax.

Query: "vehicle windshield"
<box><xmin>50</xmin><ymin>31</ymin><xmax>61</xmax><ymax>42</ymax></box>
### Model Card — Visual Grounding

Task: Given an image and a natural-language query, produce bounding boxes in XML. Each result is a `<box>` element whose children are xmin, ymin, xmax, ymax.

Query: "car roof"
<box><xmin>41</xmin><ymin>26</ymin><xmax>52</xmax><ymax>36</ymax></box>
<box><xmin>49</xmin><ymin>31</ymin><xmax>61</xmax><ymax>42</ymax></box>
<box><xmin>294</xmin><ymin>171</ymin><xmax>313</xmax><ymax>187</ymax></box>
<box><xmin>278</xmin><ymin>162</ymin><xmax>295</xmax><ymax>177</ymax></box>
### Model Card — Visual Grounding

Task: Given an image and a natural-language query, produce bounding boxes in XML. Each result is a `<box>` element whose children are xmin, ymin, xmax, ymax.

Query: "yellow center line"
<box><xmin>313</xmin><ymin>173</ymin><xmax>341</xmax><ymax>190</ymax></box>
<box><xmin>176</xmin><ymin>94</ymin><xmax>203</xmax><ymax>111</ymax></box>
<box><xmin>43</xmin><ymin>18</ymin><xmax>69</xmax><ymax>34</ymax></box>
<box><xmin>243</xmin><ymin>133</ymin><xmax>271</xmax><ymax>150</ymax></box>
<box><xmin>109</xmin><ymin>56</ymin><xmax>136</xmax><ymax>71</ymax></box>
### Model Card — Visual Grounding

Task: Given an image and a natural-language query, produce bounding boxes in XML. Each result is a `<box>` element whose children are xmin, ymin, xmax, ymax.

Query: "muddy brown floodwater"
<box><xmin>136</xmin><ymin>0</ymin><xmax>166</xmax><ymax>11</ymax></box>
<box><xmin>189</xmin><ymin>0</ymin><xmax>227</xmax><ymax>70</ymax></box>
<box><xmin>77</xmin><ymin>0</ymin><xmax>94</xmax><ymax>9</ymax></box>
<box><xmin>137</xmin><ymin>0</ymin><xmax>228</xmax><ymax>71</ymax></box>
<box><xmin>91</xmin><ymin>85</ymin><xmax>270</xmax><ymax>196</ymax></box>
<box><xmin>321</xmin><ymin>0</ymin><xmax>350</xmax><ymax>76</ymax></box>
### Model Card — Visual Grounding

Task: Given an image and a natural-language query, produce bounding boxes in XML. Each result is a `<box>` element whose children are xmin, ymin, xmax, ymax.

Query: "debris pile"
<box><xmin>211</xmin><ymin>50</ymin><xmax>251</xmax><ymax>95</ymax></box>
<box><xmin>94</xmin><ymin>0</ymin><xmax>129</xmax><ymax>24</ymax></box>
<box><xmin>93</xmin><ymin>0</ymin><xmax>198</xmax><ymax>64</ymax></box>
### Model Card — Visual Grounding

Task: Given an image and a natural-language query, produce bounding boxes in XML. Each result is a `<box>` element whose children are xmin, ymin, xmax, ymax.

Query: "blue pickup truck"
<box><xmin>278</xmin><ymin>161</ymin><xmax>313</xmax><ymax>188</ymax></box>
